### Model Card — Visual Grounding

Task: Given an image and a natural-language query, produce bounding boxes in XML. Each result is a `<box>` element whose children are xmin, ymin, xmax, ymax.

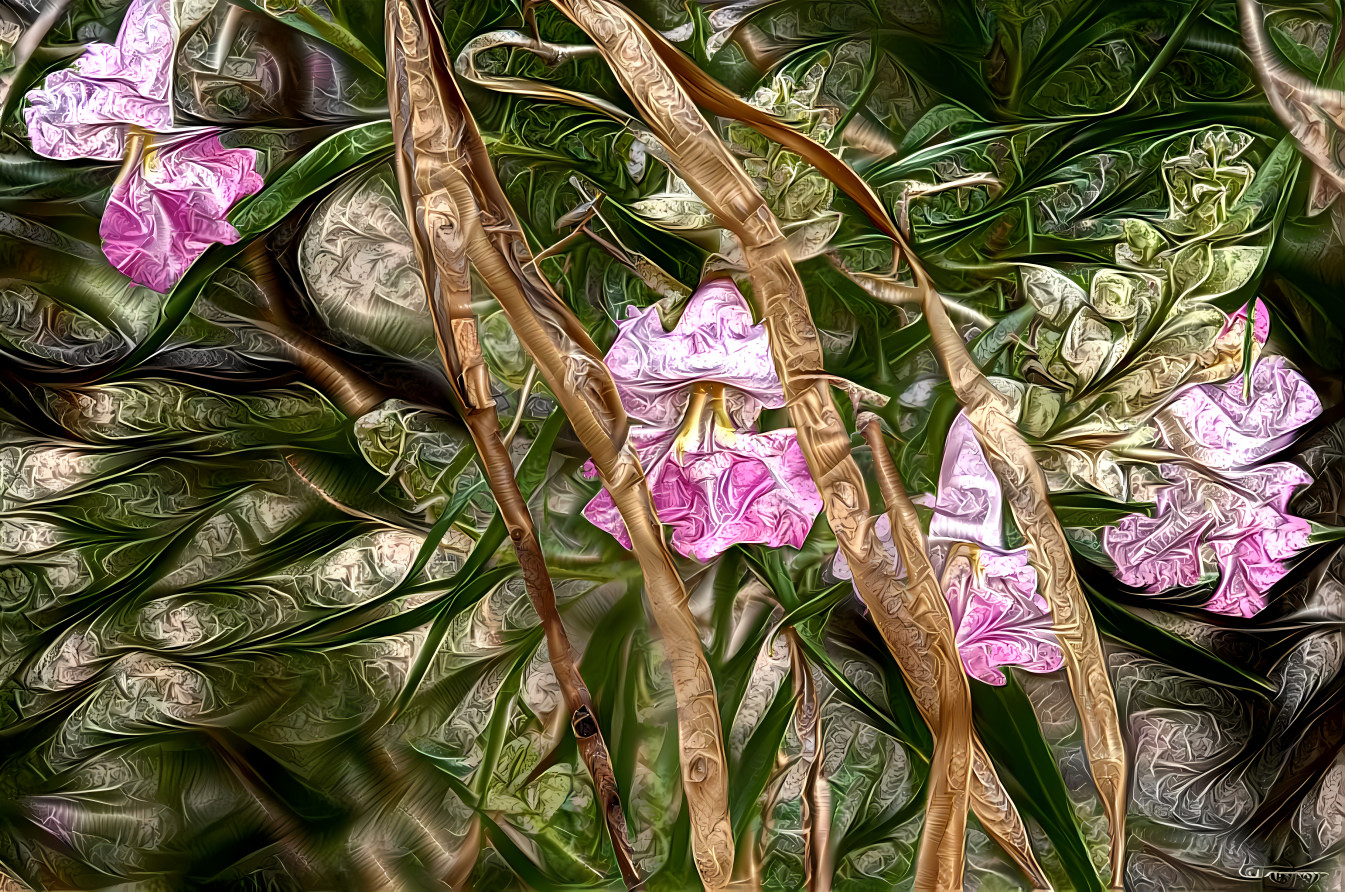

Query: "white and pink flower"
<box><xmin>835</xmin><ymin>413</ymin><xmax>1064</xmax><ymax>686</ymax></box>
<box><xmin>1103</xmin><ymin>305</ymin><xmax>1322</xmax><ymax>617</ymax></box>
<box><xmin>582</xmin><ymin>279</ymin><xmax>824</xmax><ymax>562</ymax></box>
<box><xmin>25</xmin><ymin>0</ymin><xmax>262</xmax><ymax>293</ymax></box>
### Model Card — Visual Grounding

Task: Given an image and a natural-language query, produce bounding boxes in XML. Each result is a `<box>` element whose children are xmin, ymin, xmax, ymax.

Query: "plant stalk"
<box><xmin>542</xmin><ymin>0</ymin><xmax>974</xmax><ymax>887</ymax></box>
<box><xmin>385</xmin><ymin>0</ymin><xmax>730</xmax><ymax>884</ymax></box>
<box><xmin>860</xmin><ymin>414</ymin><xmax>1052</xmax><ymax>891</ymax></box>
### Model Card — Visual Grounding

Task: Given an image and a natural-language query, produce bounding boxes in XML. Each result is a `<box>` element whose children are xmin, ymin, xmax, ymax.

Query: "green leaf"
<box><xmin>1079</xmin><ymin>572</ymin><xmax>1275</xmax><ymax>696</ymax></box>
<box><xmin>1049</xmin><ymin>491</ymin><xmax>1153</xmax><ymax>529</ymax></box>
<box><xmin>229</xmin><ymin>0</ymin><xmax>385</xmax><ymax>75</ymax></box>
<box><xmin>230</xmin><ymin>122</ymin><xmax>395</xmax><ymax>236</ymax></box>
<box><xmin>729</xmin><ymin>680</ymin><xmax>796</xmax><ymax>840</ymax></box>
<box><xmin>970</xmin><ymin>675</ymin><xmax>1106</xmax><ymax>892</ymax></box>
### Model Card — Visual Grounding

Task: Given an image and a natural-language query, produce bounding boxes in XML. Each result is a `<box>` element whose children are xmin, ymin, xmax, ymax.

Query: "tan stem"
<box><xmin>912</xmin><ymin>262</ymin><xmax>1127</xmax><ymax>888</ymax></box>
<box><xmin>239</xmin><ymin>241</ymin><xmax>387</xmax><ymax>417</ymax></box>
<box><xmin>859</xmin><ymin>415</ymin><xmax>1052</xmax><ymax>891</ymax></box>
<box><xmin>787</xmin><ymin>628</ymin><xmax>831</xmax><ymax>892</ymax></box>
<box><xmin>385</xmin><ymin>0</ymin><xmax>726</xmax><ymax>883</ymax></box>
<box><xmin>543</xmin><ymin>0</ymin><xmax>973</xmax><ymax>887</ymax></box>
<box><xmin>1239</xmin><ymin>0</ymin><xmax>1345</xmax><ymax>192</ymax></box>
<box><xmin>501</xmin><ymin>363</ymin><xmax>538</xmax><ymax>448</ymax></box>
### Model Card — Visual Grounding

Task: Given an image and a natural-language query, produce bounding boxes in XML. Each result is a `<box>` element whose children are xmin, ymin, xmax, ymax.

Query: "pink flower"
<box><xmin>582</xmin><ymin>279</ymin><xmax>824</xmax><ymax>562</ymax></box>
<box><xmin>834</xmin><ymin>413</ymin><xmax>1064</xmax><ymax>685</ymax></box>
<box><xmin>1104</xmin><ymin>462</ymin><xmax>1312</xmax><ymax>617</ymax></box>
<box><xmin>1156</xmin><ymin>356</ymin><xmax>1321</xmax><ymax>470</ymax></box>
<box><xmin>24</xmin><ymin>0</ymin><xmax>262</xmax><ymax>292</ymax></box>
<box><xmin>1103</xmin><ymin>336</ymin><xmax>1322</xmax><ymax>617</ymax></box>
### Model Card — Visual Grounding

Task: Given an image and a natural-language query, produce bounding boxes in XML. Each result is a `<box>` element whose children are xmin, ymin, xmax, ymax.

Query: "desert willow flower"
<box><xmin>383</xmin><ymin>0</ymin><xmax>733</xmax><ymax>885</ymax></box>
<box><xmin>1104</xmin><ymin>308</ymin><xmax>1323</xmax><ymax>618</ymax></box>
<box><xmin>539</xmin><ymin>6</ymin><xmax>1128</xmax><ymax>883</ymax></box>
<box><xmin>541</xmin><ymin>2</ymin><xmax>975</xmax><ymax>889</ymax></box>
<box><xmin>24</xmin><ymin>0</ymin><xmax>262</xmax><ymax>292</ymax></box>
<box><xmin>857</xmin><ymin>414</ymin><xmax>1054</xmax><ymax>889</ymax></box>
<box><xmin>384</xmin><ymin>1</ymin><xmax>640</xmax><ymax>885</ymax></box>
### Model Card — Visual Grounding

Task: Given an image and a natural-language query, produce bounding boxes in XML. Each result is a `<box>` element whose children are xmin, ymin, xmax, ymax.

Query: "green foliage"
<box><xmin>2</xmin><ymin>0</ymin><xmax>1343</xmax><ymax>889</ymax></box>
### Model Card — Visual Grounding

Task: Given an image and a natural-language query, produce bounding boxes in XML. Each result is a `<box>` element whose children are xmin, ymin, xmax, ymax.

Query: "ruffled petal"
<box><xmin>943</xmin><ymin>546</ymin><xmax>1063</xmax><ymax>685</ymax></box>
<box><xmin>831</xmin><ymin>500</ymin><xmax>1061</xmax><ymax>684</ymax></box>
<box><xmin>929</xmin><ymin>412</ymin><xmax>1004</xmax><ymax>564</ymax></box>
<box><xmin>100</xmin><ymin>133</ymin><xmax>263</xmax><ymax>293</ymax></box>
<box><xmin>24</xmin><ymin>0</ymin><xmax>175</xmax><ymax>160</ymax></box>
<box><xmin>583</xmin><ymin>426</ymin><xmax>823</xmax><ymax>562</ymax></box>
<box><xmin>1103</xmin><ymin>461</ymin><xmax>1313</xmax><ymax>617</ymax></box>
<box><xmin>602</xmin><ymin>279</ymin><xmax>786</xmax><ymax>428</ymax></box>
<box><xmin>1157</xmin><ymin>356</ymin><xmax>1322</xmax><ymax>470</ymax></box>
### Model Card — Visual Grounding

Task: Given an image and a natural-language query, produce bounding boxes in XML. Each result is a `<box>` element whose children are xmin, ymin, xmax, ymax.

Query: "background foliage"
<box><xmin>1</xmin><ymin>0</ymin><xmax>1344</xmax><ymax>889</ymax></box>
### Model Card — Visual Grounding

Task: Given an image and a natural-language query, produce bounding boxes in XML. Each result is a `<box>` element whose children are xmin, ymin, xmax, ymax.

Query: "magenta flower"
<box><xmin>1103</xmin><ymin>337</ymin><xmax>1322</xmax><ymax>617</ymax></box>
<box><xmin>1156</xmin><ymin>356</ymin><xmax>1321</xmax><ymax>470</ymax></box>
<box><xmin>834</xmin><ymin>413</ymin><xmax>1064</xmax><ymax>685</ymax></box>
<box><xmin>582</xmin><ymin>279</ymin><xmax>824</xmax><ymax>561</ymax></box>
<box><xmin>1103</xmin><ymin>462</ymin><xmax>1312</xmax><ymax>617</ymax></box>
<box><xmin>24</xmin><ymin>0</ymin><xmax>262</xmax><ymax>292</ymax></box>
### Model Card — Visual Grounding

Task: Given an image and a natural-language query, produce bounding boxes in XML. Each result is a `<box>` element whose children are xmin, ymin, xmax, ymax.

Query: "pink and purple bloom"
<box><xmin>1103</xmin><ymin>307</ymin><xmax>1323</xmax><ymax>617</ymax></box>
<box><xmin>582</xmin><ymin>278</ymin><xmax>824</xmax><ymax>562</ymax></box>
<box><xmin>24</xmin><ymin>0</ymin><xmax>262</xmax><ymax>293</ymax></box>
<box><xmin>834</xmin><ymin>413</ymin><xmax>1064</xmax><ymax>686</ymax></box>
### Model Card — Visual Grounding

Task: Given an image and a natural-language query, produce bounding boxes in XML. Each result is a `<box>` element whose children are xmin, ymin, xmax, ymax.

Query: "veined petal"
<box><xmin>24</xmin><ymin>0</ymin><xmax>175</xmax><ymax>161</ymax></box>
<box><xmin>1103</xmin><ymin>461</ymin><xmax>1313</xmax><ymax>617</ymax></box>
<box><xmin>584</xmin><ymin>426</ymin><xmax>823</xmax><ymax>562</ymax></box>
<box><xmin>100</xmin><ymin>133</ymin><xmax>263</xmax><ymax>293</ymax></box>
<box><xmin>929</xmin><ymin>412</ymin><xmax>1004</xmax><ymax>561</ymax></box>
<box><xmin>943</xmin><ymin>546</ymin><xmax>1063</xmax><ymax>685</ymax></box>
<box><xmin>602</xmin><ymin>278</ymin><xmax>785</xmax><ymax>428</ymax></box>
<box><xmin>832</xmin><ymin>509</ymin><xmax>1062</xmax><ymax>684</ymax></box>
<box><xmin>1157</xmin><ymin>356</ymin><xmax>1322</xmax><ymax>470</ymax></box>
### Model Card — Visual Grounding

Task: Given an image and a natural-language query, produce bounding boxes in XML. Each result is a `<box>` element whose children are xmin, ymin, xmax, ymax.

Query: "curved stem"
<box><xmin>860</xmin><ymin>415</ymin><xmax>1052</xmax><ymax>891</ymax></box>
<box><xmin>239</xmin><ymin>241</ymin><xmax>387</xmax><ymax>418</ymax></box>
<box><xmin>543</xmin><ymin>0</ymin><xmax>974</xmax><ymax>886</ymax></box>
<box><xmin>786</xmin><ymin>628</ymin><xmax>831</xmax><ymax>892</ymax></box>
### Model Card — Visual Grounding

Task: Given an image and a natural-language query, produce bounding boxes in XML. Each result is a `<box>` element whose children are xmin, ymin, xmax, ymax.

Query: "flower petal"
<box><xmin>602</xmin><ymin>278</ymin><xmax>785</xmax><ymax>428</ymax></box>
<box><xmin>833</xmin><ymin>507</ymin><xmax>1062</xmax><ymax>684</ymax></box>
<box><xmin>943</xmin><ymin>546</ymin><xmax>1063</xmax><ymax>685</ymax></box>
<box><xmin>1157</xmin><ymin>356</ymin><xmax>1322</xmax><ymax>470</ymax></box>
<box><xmin>584</xmin><ymin>426</ymin><xmax>823</xmax><ymax>562</ymax></box>
<box><xmin>1217</xmin><ymin>301</ymin><xmax>1270</xmax><ymax>348</ymax></box>
<box><xmin>24</xmin><ymin>0</ymin><xmax>175</xmax><ymax>160</ymax></box>
<box><xmin>929</xmin><ymin>412</ymin><xmax>1004</xmax><ymax>560</ymax></box>
<box><xmin>1103</xmin><ymin>461</ymin><xmax>1313</xmax><ymax>617</ymax></box>
<box><xmin>100</xmin><ymin>133</ymin><xmax>263</xmax><ymax>293</ymax></box>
